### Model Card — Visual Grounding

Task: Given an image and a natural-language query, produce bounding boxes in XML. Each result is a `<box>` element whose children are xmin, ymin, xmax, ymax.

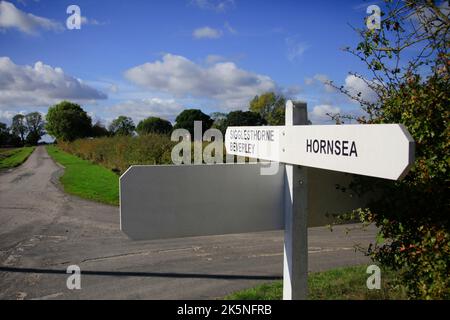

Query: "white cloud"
<box><xmin>107</xmin><ymin>98</ymin><xmax>185</xmax><ymax>123</ymax></box>
<box><xmin>80</xmin><ymin>16</ymin><xmax>103</xmax><ymax>26</ymax></box>
<box><xmin>305</xmin><ymin>74</ymin><xmax>335</xmax><ymax>93</ymax></box>
<box><xmin>344</xmin><ymin>74</ymin><xmax>378</xmax><ymax>103</ymax></box>
<box><xmin>0</xmin><ymin>1</ymin><xmax>63</xmax><ymax>34</ymax></box>
<box><xmin>190</xmin><ymin>0</ymin><xmax>235</xmax><ymax>12</ymax></box>
<box><xmin>286</xmin><ymin>36</ymin><xmax>309</xmax><ymax>61</ymax></box>
<box><xmin>124</xmin><ymin>54</ymin><xmax>276</xmax><ymax>110</ymax></box>
<box><xmin>205</xmin><ymin>54</ymin><xmax>226</xmax><ymax>64</ymax></box>
<box><xmin>109</xmin><ymin>84</ymin><xmax>119</xmax><ymax>93</ymax></box>
<box><xmin>0</xmin><ymin>57</ymin><xmax>107</xmax><ymax>109</ymax></box>
<box><xmin>193</xmin><ymin>26</ymin><xmax>222</xmax><ymax>39</ymax></box>
<box><xmin>224</xmin><ymin>21</ymin><xmax>236</xmax><ymax>34</ymax></box>
<box><xmin>309</xmin><ymin>104</ymin><xmax>341</xmax><ymax>124</ymax></box>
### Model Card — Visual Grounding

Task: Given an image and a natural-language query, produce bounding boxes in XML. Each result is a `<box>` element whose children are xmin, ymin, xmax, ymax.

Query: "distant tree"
<box><xmin>136</xmin><ymin>117</ymin><xmax>173</xmax><ymax>135</ymax></box>
<box><xmin>25</xmin><ymin>131</ymin><xmax>41</xmax><ymax>146</ymax></box>
<box><xmin>11</xmin><ymin>114</ymin><xmax>28</xmax><ymax>145</ymax></box>
<box><xmin>25</xmin><ymin>112</ymin><xmax>45</xmax><ymax>145</ymax></box>
<box><xmin>108</xmin><ymin>116</ymin><xmax>135</xmax><ymax>136</ymax></box>
<box><xmin>91</xmin><ymin>121</ymin><xmax>109</xmax><ymax>137</ymax></box>
<box><xmin>210</xmin><ymin>112</ymin><xmax>228</xmax><ymax>134</ymax></box>
<box><xmin>0</xmin><ymin>122</ymin><xmax>10</xmax><ymax>146</ymax></box>
<box><xmin>225</xmin><ymin>110</ymin><xmax>266</xmax><ymax>127</ymax></box>
<box><xmin>173</xmin><ymin>109</ymin><xmax>213</xmax><ymax>136</ymax></box>
<box><xmin>249</xmin><ymin>92</ymin><xmax>286</xmax><ymax>125</ymax></box>
<box><xmin>46</xmin><ymin>101</ymin><xmax>92</xmax><ymax>142</ymax></box>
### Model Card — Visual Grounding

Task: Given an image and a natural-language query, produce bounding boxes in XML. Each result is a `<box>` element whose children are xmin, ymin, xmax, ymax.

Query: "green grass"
<box><xmin>224</xmin><ymin>265</ymin><xmax>407</xmax><ymax>300</ymax></box>
<box><xmin>0</xmin><ymin>147</ymin><xmax>35</xmax><ymax>169</ymax></box>
<box><xmin>46</xmin><ymin>145</ymin><xmax>119</xmax><ymax>206</ymax></box>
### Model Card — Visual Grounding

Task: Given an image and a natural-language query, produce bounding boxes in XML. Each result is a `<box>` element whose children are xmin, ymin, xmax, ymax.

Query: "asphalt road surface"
<box><xmin>0</xmin><ymin>146</ymin><xmax>377</xmax><ymax>300</ymax></box>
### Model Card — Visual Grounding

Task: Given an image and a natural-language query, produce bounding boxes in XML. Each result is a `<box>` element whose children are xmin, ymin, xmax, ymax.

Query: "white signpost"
<box><xmin>225</xmin><ymin>123</ymin><xmax>414</xmax><ymax>180</ymax></box>
<box><xmin>120</xmin><ymin>100</ymin><xmax>415</xmax><ymax>300</ymax></box>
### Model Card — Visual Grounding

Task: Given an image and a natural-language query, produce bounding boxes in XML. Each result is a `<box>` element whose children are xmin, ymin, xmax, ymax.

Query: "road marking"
<box><xmin>31</xmin><ymin>292</ymin><xmax>64</xmax><ymax>300</ymax></box>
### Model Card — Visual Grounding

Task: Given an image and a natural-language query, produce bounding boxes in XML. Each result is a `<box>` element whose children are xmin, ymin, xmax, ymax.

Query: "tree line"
<box><xmin>0</xmin><ymin>112</ymin><xmax>45</xmax><ymax>147</ymax></box>
<box><xmin>0</xmin><ymin>91</ymin><xmax>286</xmax><ymax>145</ymax></box>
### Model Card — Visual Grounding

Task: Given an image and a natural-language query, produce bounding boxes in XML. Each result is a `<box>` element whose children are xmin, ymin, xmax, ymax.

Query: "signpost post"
<box><xmin>120</xmin><ymin>100</ymin><xmax>415</xmax><ymax>300</ymax></box>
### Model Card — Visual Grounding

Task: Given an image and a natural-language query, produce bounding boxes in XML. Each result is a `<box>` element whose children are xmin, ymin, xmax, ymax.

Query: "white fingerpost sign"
<box><xmin>120</xmin><ymin>100</ymin><xmax>415</xmax><ymax>301</ymax></box>
<box><xmin>225</xmin><ymin>122</ymin><xmax>415</xmax><ymax>180</ymax></box>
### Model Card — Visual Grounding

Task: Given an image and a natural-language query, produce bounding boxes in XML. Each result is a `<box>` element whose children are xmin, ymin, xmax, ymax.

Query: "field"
<box><xmin>46</xmin><ymin>145</ymin><xmax>119</xmax><ymax>206</ymax></box>
<box><xmin>0</xmin><ymin>147</ymin><xmax>35</xmax><ymax>169</ymax></box>
<box><xmin>225</xmin><ymin>265</ymin><xmax>407</xmax><ymax>300</ymax></box>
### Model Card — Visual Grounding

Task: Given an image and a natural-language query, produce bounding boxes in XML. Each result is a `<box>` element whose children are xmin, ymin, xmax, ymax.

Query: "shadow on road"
<box><xmin>0</xmin><ymin>266</ymin><xmax>282</xmax><ymax>281</ymax></box>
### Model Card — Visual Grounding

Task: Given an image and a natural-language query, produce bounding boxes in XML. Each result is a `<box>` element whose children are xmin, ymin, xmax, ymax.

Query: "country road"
<box><xmin>0</xmin><ymin>146</ymin><xmax>376</xmax><ymax>300</ymax></box>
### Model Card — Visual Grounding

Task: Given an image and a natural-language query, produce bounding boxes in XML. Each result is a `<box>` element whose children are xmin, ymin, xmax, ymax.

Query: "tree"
<box><xmin>210</xmin><ymin>112</ymin><xmax>228</xmax><ymax>134</ymax></box>
<box><xmin>249</xmin><ymin>92</ymin><xmax>286</xmax><ymax>125</ymax></box>
<box><xmin>108</xmin><ymin>116</ymin><xmax>135</xmax><ymax>136</ymax></box>
<box><xmin>173</xmin><ymin>109</ymin><xmax>213</xmax><ymax>136</ymax></box>
<box><xmin>46</xmin><ymin>101</ymin><xmax>92</xmax><ymax>142</ymax></box>
<box><xmin>330</xmin><ymin>0</ymin><xmax>450</xmax><ymax>299</ymax></box>
<box><xmin>91</xmin><ymin>121</ymin><xmax>109</xmax><ymax>137</ymax></box>
<box><xmin>222</xmin><ymin>110</ymin><xmax>267</xmax><ymax>134</ymax></box>
<box><xmin>136</xmin><ymin>117</ymin><xmax>173</xmax><ymax>135</ymax></box>
<box><xmin>11</xmin><ymin>114</ymin><xmax>28</xmax><ymax>145</ymax></box>
<box><xmin>25</xmin><ymin>112</ymin><xmax>45</xmax><ymax>145</ymax></box>
<box><xmin>0</xmin><ymin>122</ymin><xmax>10</xmax><ymax>146</ymax></box>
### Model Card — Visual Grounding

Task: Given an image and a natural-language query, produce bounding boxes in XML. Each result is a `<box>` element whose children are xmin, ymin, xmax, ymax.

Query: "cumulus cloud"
<box><xmin>0</xmin><ymin>57</ymin><xmax>107</xmax><ymax>109</ymax></box>
<box><xmin>124</xmin><ymin>54</ymin><xmax>276</xmax><ymax>110</ymax></box>
<box><xmin>190</xmin><ymin>0</ymin><xmax>235</xmax><ymax>12</ymax></box>
<box><xmin>0</xmin><ymin>1</ymin><xmax>63</xmax><ymax>34</ymax></box>
<box><xmin>107</xmin><ymin>98</ymin><xmax>185</xmax><ymax>123</ymax></box>
<box><xmin>309</xmin><ymin>104</ymin><xmax>341</xmax><ymax>124</ymax></box>
<box><xmin>193</xmin><ymin>26</ymin><xmax>222</xmax><ymax>39</ymax></box>
<box><xmin>305</xmin><ymin>74</ymin><xmax>335</xmax><ymax>93</ymax></box>
<box><xmin>344</xmin><ymin>74</ymin><xmax>378</xmax><ymax>103</ymax></box>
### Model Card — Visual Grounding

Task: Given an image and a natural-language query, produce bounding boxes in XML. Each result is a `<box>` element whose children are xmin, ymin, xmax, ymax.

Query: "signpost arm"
<box><xmin>283</xmin><ymin>100</ymin><xmax>308</xmax><ymax>300</ymax></box>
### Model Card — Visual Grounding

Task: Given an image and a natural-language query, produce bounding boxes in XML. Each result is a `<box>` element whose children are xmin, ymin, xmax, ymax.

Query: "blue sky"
<box><xmin>0</xmin><ymin>0</ymin><xmax>384</xmax><ymax>128</ymax></box>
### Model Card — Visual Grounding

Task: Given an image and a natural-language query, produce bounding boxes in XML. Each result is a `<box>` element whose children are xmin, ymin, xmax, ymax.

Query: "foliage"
<box><xmin>11</xmin><ymin>114</ymin><xmax>27</xmax><ymax>144</ymax></box>
<box><xmin>136</xmin><ymin>116</ymin><xmax>173</xmax><ymax>135</ymax></box>
<box><xmin>57</xmin><ymin>134</ymin><xmax>175</xmax><ymax>175</ymax></box>
<box><xmin>210</xmin><ymin>110</ymin><xmax>266</xmax><ymax>134</ymax></box>
<box><xmin>249</xmin><ymin>92</ymin><xmax>286</xmax><ymax>125</ymax></box>
<box><xmin>225</xmin><ymin>110</ymin><xmax>266</xmax><ymax>127</ymax></box>
<box><xmin>46</xmin><ymin>101</ymin><xmax>92</xmax><ymax>142</ymax></box>
<box><xmin>330</xmin><ymin>0</ymin><xmax>450</xmax><ymax>299</ymax></box>
<box><xmin>91</xmin><ymin>121</ymin><xmax>109</xmax><ymax>137</ymax></box>
<box><xmin>46</xmin><ymin>145</ymin><xmax>119</xmax><ymax>206</ymax></box>
<box><xmin>0</xmin><ymin>122</ymin><xmax>9</xmax><ymax>146</ymax></box>
<box><xmin>108</xmin><ymin>116</ymin><xmax>136</xmax><ymax>136</ymax></box>
<box><xmin>173</xmin><ymin>109</ymin><xmax>213</xmax><ymax>136</ymax></box>
<box><xmin>25</xmin><ymin>112</ymin><xmax>45</xmax><ymax>145</ymax></box>
<box><xmin>210</xmin><ymin>112</ymin><xmax>228</xmax><ymax>134</ymax></box>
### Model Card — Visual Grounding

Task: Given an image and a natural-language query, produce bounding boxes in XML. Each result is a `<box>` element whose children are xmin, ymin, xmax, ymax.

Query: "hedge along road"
<box><xmin>0</xmin><ymin>146</ymin><xmax>376</xmax><ymax>299</ymax></box>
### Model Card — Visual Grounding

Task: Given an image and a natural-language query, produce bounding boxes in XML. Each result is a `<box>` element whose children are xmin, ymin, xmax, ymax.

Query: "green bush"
<box><xmin>57</xmin><ymin>134</ymin><xmax>175</xmax><ymax>175</ymax></box>
<box><xmin>331</xmin><ymin>1</ymin><xmax>450</xmax><ymax>299</ymax></box>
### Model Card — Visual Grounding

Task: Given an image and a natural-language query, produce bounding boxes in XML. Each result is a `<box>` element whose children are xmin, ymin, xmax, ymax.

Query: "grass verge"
<box><xmin>46</xmin><ymin>145</ymin><xmax>119</xmax><ymax>206</ymax></box>
<box><xmin>0</xmin><ymin>147</ymin><xmax>35</xmax><ymax>169</ymax></box>
<box><xmin>224</xmin><ymin>265</ymin><xmax>407</xmax><ymax>300</ymax></box>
